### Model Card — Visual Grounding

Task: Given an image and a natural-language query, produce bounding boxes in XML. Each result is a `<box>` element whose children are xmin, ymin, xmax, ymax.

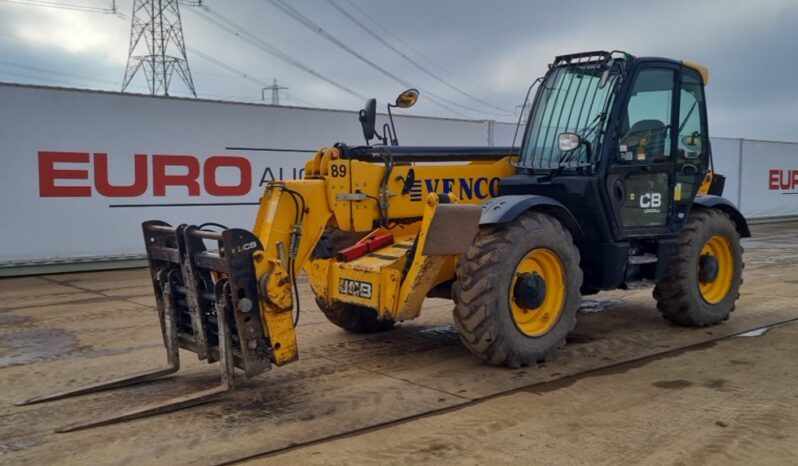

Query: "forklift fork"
<box><xmin>16</xmin><ymin>222</ymin><xmax>272</xmax><ymax>433</ymax></box>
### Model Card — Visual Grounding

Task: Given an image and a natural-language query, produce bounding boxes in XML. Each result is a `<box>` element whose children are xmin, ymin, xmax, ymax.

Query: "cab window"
<box><xmin>676</xmin><ymin>68</ymin><xmax>708</xmax><ymax>198</ymax></box>
<box><xmin>617</xmin><ymin>68</ymin><xmax>675</xmax><ymax>164</ymax></box>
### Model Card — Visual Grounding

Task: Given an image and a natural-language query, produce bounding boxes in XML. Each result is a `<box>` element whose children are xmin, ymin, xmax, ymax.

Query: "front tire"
<box><xmin>452</xmin><ymin>212</ymin><xmax>583</xmax><ymax>368</ymax></box>
<box><xmin>653</xmin><ymin>208</ymin><xmax>744</xmax><ymax>327</ymax></box>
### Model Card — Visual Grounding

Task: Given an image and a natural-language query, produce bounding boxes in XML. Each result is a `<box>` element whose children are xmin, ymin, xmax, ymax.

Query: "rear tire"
<box><xmin>315</xmin><ymin>298</ymin><xmax>395</xmax><ymax>333</ymax></box>
<box><xmin>653</xmin><ymin>208</ymin><xmax>744</xmax><ymax>327</ymax></box>
<box><xmin>452</xmin><ymin>212</ymin><xmax>582</xmax><ymax>367</ymax></box>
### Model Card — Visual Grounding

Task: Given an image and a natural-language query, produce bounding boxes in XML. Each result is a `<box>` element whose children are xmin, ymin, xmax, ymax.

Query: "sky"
<box><xmin>0</xmin><ymin>0</ymin><xmax>797</xmax><ymax>141</ymax></box>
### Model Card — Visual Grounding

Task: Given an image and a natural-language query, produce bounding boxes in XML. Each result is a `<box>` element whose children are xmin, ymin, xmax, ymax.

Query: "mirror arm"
<box><xmin>583</xmin><ymin>139</ymin><xmax>593</xmax><ymax>163</ymax></box>
<box><xmin>386</xmin><ymin>104</ymin><xmax>399</xmax><ymax>145</ymax></box>
<box><xmin>381</xmin><ymin>123</ymin><xmax>392</xmax><ymax>146</ymax></box>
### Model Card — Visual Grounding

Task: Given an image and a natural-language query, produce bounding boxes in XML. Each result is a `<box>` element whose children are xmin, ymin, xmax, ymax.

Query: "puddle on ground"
<box><xmin>738</xmin><ymin>327</ymin><xmax>771</xmax><ymax>337</ymax></box>
<box><xmin>578</xmin><ymin>298</ymin><xmax>620</xmax><ymax>314</ymax></box>
<box><xmin>747</xmin><ymin>253</ymin><xmax>798</xmax><ymax>265</ymax></box>
<box><xmin>0</xmin><ymin>315</ymin><xmax>30</xmax><ymax>327</ymax></box>
<box><xmin>418</xmin><ymin>325</ymin><xmax>459</xmax><ymax>336</ymax></box>
<box><xmin>0</xmin><ymin>328</ymin><xmax>77</xmax><ymax>367</ymax></box>
<box><xmin>736</xmin><ymin>320</ymin><xmax>796</xmax><ymax>338</ymax></box>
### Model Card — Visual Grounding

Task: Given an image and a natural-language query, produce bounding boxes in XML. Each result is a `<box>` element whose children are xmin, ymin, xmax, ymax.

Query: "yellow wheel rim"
<box><xmin>698</xmin><ymin>235</ymin><xmax>734</xmax><ymax>304</ymax></box>
<box><xmin>509</xmin><ymin>248</ymin><xmax>566</xmax><ymax>337</ymax></box>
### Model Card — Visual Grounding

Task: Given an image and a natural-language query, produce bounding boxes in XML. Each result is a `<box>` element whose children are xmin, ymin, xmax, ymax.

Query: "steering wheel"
<box><xmin>680</xmin><ymin>163</ymin><xmax>698</xmax><ymax>176</ymax></box>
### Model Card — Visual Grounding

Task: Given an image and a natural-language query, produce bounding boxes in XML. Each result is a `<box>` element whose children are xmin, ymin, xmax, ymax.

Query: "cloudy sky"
<box><xmin>1</xmin><ymin>0</ymin><xmax>796</xmax><ymax>141</ymax></box>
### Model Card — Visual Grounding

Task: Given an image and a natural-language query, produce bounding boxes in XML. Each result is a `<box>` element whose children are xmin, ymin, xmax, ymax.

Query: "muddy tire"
<box><xmin>452</xmin><ymin>212</ymin><xmax>583</xmax><ymax>367</ymax></box>
<box><xmin>654</xmin><ymin>208</ymin><xmax>744</xmax><ymax>327</ymax></box>
<box><xmin>315</xmin><ymin>298</ymin><xmax>395</xmax><ymax>333</ymax></box>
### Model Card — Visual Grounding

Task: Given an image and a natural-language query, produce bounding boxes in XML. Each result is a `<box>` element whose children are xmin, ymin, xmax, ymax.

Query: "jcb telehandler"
<box><xmin>21</xmin><ymin>51</ymin><xmax>748</xmax><ymax>432</ymax></box>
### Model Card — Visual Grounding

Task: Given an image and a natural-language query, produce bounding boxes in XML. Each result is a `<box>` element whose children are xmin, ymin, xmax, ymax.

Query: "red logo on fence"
<box><xmin>38</xmin><ymin>152</ymin><xmax>252</xmax><ymax>197</ymax></box>
<box><xmin>768</xmin><ymin>169</ymin><xmax>798</xmax><ymax>191</ymax></box>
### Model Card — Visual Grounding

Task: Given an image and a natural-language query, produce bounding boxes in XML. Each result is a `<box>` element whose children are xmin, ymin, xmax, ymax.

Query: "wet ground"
<box><xmin>0</xmin><ymin>221</ymin><xmax>796</xmax><ymax>465</ymax></box>
<box><xmin>254</xmin><ymin>320</ymin><xmax>798</xmax><ymax>466</ymax></box>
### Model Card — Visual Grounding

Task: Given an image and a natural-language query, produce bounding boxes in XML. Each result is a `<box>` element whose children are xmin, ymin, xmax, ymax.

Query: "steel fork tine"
<box><xmin>54</xmin><ymin>382</ymin><xmax>232</xmax><ymax>433</ymax></box>
<box><xmin>15</xmin><ymin>367</ymin><xmax>179</xmax><ymax>406</ymax></box>
<box><xmin>53</xmin><ymin>283</ymin><xmax>236</xmax><ymax>433</ymax></box>
<box><xmin>16</xmin><ymin>273</ymin><xmax>182</xmax><ymax>407</ymax></box>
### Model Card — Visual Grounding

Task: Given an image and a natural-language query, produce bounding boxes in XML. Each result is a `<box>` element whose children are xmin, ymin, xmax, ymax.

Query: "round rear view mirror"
<box><xmin>395</xmin><ymin>89</ymin><xmax>419</xmax><ymax>108</ymax></box>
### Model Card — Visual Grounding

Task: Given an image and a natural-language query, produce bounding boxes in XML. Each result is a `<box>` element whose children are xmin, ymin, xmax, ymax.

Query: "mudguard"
<box><xmin>693</xmin><ymin>195</ymin><xmax>751</xmax><ymax>237</ymax></box>
<box><xmin>480</xmin><ymin>195</ymin><xmax>584</xmax><ymax>238</ymax></box>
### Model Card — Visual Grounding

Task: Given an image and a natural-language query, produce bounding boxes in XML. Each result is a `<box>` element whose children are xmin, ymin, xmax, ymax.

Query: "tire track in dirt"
<box><xmin>246</xmin><ymin>321</ymin><xmax>798</xmax><ymax>466</ymax></box>
<box><xmin>0</xmin><ymin>222</ymin><xmax>796</xmax><ymax>465</ymax></box>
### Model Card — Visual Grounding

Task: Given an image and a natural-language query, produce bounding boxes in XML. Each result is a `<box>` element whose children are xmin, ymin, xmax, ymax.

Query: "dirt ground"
<box><xmin>0</xmin><ymin>221</ymin><xmax>796</xmax><ymax>465</ymax></box>
<box><xmin>250</xmin><ymin>322</ymin><xmax>798</xmax><ymax>466</ymax></box>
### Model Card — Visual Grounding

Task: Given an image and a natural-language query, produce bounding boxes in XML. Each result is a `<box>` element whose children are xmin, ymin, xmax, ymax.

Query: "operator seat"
<box><xmin>623</xmin><ymin>119</ymin><xmax>667</xmax><ymax>162</ymax></box>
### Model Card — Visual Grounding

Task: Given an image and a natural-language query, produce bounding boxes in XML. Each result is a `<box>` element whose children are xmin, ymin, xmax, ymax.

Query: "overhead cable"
<box><xmin>327</xmin><ymin>0</ymin><xmax>511</xmax><ymax>114</ymax></box>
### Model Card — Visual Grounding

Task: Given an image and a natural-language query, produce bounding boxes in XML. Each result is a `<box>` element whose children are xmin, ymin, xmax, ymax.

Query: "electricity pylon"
<box><xmin>122</xmin><ymin>0</ymin><xmax>196</xmax><ymax>96</ymax></box>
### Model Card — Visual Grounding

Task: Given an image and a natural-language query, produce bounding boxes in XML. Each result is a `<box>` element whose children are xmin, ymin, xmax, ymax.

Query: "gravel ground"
<box><xmin>0</xmin><ymin>221</ymin><xmax>795</xmax><ymax>465</ymax></box>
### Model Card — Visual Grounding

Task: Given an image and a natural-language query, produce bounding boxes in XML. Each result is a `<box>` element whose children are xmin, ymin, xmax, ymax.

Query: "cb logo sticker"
<box><xmin>639</xmin><ymin>192</ymin><xmax>662</xmax><ymax>208</ymax></box>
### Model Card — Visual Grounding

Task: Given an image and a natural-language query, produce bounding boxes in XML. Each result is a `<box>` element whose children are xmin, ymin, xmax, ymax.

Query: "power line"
<box><xmin>326</xmin><ymin>0</ymin><xmax>511</xmax><ymax>115</ymax></box>
<box><xmin>266</xmin><ymin>0</ymin><xmax>480</xmax><ymax>118</ymax></box>
<box><xmin>0</xmin><ymin>59</ymin><xmax>122</xmax><ymax>87</ymax></box>
<box><xmin>187</xmin><ymin>46</ymin><xmax>317</xmax><ymax>107</ymax></box>
<box><xmin>0</xmin><ymin>59</ymin><xmax>304</xmax><ymax>103</ymax></box>
<box><xmin>0</xmin><ymin>68</ymin><xmax>98</xmax><ymax>86</ymax></box>
<box><xmin>340</xmin><ymin>0</ymin><xmax>504</xmax><ymax>100</ymax></box>
<box><xmin>0</xmin><ymin>0</ymin><xmax>116</xmax><ymax>13</ymax></box>
<box><xmin>188</xmin><ymin>46</ymin><xmax>267</xmax><ymax>87</ymax></box>
<box><xmin>0</xmin><ymin>59</ymin><xmax>151</xmax><ymax>92</ymax></box>
<box><xmin>0</xmin><ymin>0</ymin><xmax>505</xmax><ymax>116</ymax></box>
<box><xmin>0</xmin><ymin>7</ymin><xmax>318</xmax><ymax>107</ymax></box>
<box><xmin>186</xmin><ymin>4</ymin><xmax>366</xmax><ymax>102</ymax></box>
<box><xmin>0</xmin><ymin>31</ymin><xmax>128</xmax><ymax>66</ymax></box>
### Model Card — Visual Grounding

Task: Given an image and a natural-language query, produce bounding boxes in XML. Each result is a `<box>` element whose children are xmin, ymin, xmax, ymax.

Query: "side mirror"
<box><xmin>359</xmin><ymin>98</ymin><xmax>377</xmax><ymax>142</ymax></box>
<box><xmin>682</xmin><ymin>134</ymin><xmax>702</xmax><ymax>148</ymax></box>
<box><xmin>681</xmin><ymin>134</ymin><xmax>702</xmax><ymax>159</ymax></box>
<box><xmin>558</xmin><ymin>132</ymin><xmax>582</xmax><ymax>152</ymax></box>
<box><xmin>394</xmin><ymin>89</ymin><xmax>419</xmax><ymax>109</ymax></box>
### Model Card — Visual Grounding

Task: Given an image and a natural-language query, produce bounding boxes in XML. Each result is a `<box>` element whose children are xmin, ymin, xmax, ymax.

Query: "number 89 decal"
<box><xmin>330</xmin><ymin>163</ymin><xmax>347</xmax><ymax>177</ymax></box>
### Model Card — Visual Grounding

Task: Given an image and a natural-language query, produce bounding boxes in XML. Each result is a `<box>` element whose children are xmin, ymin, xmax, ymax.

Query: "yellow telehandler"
<box><xmin>20</xmin><ymin>51</ymin><xmax>748</xmax><ymax>432</ymax></box>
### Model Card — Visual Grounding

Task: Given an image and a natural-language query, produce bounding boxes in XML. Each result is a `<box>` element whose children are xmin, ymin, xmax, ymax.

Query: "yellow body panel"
<box><xmin>251</xmin><ymin>180</ymin><xmax>332</xmax><ymax>365</ymax></box>
<box><xmin>251</xmin><ymin>148</ymin><xmax>517</xmax><ymax>360</ymax></box>
<box><xmin>682</xmin><ymin>60</ymin><xmax>709</xmax><ymax>85</ymax></box>
<box><xmin>698</xmin><ymin>170</ymin><xmax>713</xmax><ymax>196</ymax></box>
<box><xmin>393</xmin><ymin>193</ymin><xmax>453</xmax><ymax>320</ymax></box>
<box><xmin>328</xmin><ymin>152</ymin><xmax>516</xmax><ymax>231</ymax></box>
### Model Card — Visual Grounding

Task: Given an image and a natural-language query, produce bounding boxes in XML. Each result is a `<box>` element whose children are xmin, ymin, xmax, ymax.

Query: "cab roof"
<box><xmin>551</xmin><ymin>51</ymin><xmax>709</xmax><ymax>86</ymax></box>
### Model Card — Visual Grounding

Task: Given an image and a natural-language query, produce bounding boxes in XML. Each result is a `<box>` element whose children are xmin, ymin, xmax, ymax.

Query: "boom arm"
<box><xmin>126</xmin><ymin>144</ymin><xmax>517</xmax><ymax>389</ymax></box>
<box><xmin>251</xmin><ymin>145</ymin><xmax>517</xmax><ymax>365</ymax></box>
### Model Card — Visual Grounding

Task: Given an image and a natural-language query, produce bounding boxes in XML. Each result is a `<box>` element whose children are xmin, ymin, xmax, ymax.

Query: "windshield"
<box><xmin>520</xmin><ymin>58</ymin><xmax>621</xmax><ymax>170</ymax></box>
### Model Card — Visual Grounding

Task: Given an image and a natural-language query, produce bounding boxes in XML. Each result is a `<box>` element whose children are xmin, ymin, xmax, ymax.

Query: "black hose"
<box><xmin>290</xmin><ymin>257</ymin><xmax>301</xmax><ymax>327</ymax></box>
<box><xmin>198</xmin><ymin>222</ymin><xmax>229</xmax><ymax>230</ymax></box>
<box><xmin>279</xmin><ymin>186</ymin><xmax>306</xmax><ymax>327</ymax></box>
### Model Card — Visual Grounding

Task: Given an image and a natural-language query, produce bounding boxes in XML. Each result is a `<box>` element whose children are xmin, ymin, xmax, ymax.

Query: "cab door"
<box><xmin>605</xmin><ymin>64</ymin><xmax>679</xmax><ymax>238</ymax></box>
<box><xmin>672</xmin><ymin>67</ymin><xmax>711</xmax><ymax>232</ymax></box>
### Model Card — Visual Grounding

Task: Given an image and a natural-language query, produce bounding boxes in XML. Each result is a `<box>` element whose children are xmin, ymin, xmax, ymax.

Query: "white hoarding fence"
<box><xmin>709</xmin><ymin>137</ymin><xmax>798</xmax><ymax>219</ymax></box>
<box><xmin>1</xmin><ymin>83</ymin><xmax>796</xmax><ymax>274</ymax></box>
<box><xmin>739</xmin><ymin>140</ymin><xmax>798</xmax><ymax>219</ymax></box>
<box><xmin>0</xmin><ymin>83</ymin><xmax>503</xmax><ymax>272</ymax></box>
<box><xmin>707</xmin><ymin>137</ymin><xmax>742</xmax><ymax>207</ymax></box>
